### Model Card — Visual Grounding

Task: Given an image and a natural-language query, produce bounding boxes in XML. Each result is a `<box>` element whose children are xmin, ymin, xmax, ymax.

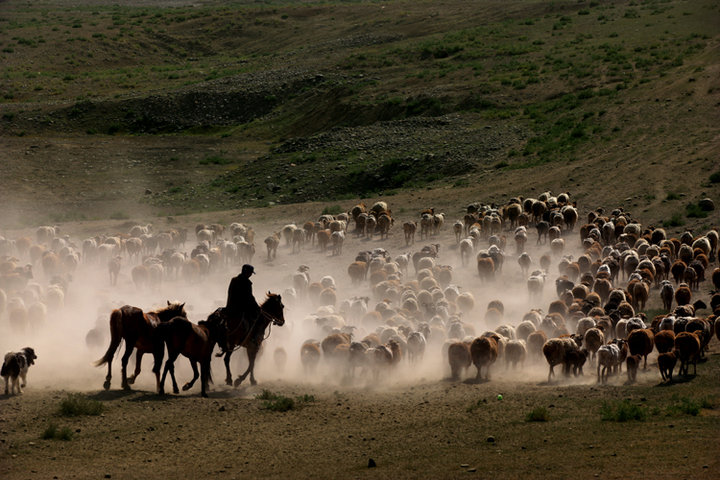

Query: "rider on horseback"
<box><xmin>224</xmin><ymin>264</ymin><xmax>261</xmax><ymax>342</ymax></box>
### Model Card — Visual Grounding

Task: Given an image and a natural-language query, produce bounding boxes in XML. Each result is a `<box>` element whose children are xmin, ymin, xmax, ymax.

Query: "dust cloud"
<box><xmin>0</xmin><ymin>208</ymin><xmax>600</xmax><ymax>397</ymax></box>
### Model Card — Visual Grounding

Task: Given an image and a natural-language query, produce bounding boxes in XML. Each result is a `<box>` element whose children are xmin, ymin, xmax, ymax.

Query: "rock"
<box><xmin>368</xmin><ymin>458</ymin><xmax>376</xmax><ymax>468</ymax></box>
<box><xmin>698</xmin><ymin>198</ymin><xmax>715</xmax><ymax>211</ymax></box>
<box><xmin>486</xmin><ymin>436</ymin><xmax>495</xmax><ymax>443</ymax></box>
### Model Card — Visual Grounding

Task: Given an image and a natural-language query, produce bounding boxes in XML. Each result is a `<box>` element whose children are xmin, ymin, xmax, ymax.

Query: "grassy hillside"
<box><xmin>0</xmin><ymin>0</ymin><xmax>718</xmax><ymax>228</ymax></box>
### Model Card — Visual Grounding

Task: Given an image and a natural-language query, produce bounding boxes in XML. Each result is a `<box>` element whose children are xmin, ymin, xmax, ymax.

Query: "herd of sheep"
<box><xmin>0</xmin><ymin>191</ymin><xmax>719</xmax><ymax>394</ymax></box>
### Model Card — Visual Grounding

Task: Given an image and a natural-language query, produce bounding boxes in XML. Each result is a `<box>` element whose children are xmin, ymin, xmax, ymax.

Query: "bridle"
<box><xmin>220</xmin><ymin>305</ymin><xmax>284</xmax><ymax>354</ymax></box>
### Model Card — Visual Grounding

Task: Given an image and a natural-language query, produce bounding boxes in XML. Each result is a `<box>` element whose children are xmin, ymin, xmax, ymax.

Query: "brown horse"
<box><xmin>95</xmin><ymin>301</ymin><xmax>187</xmax><ymax>392</ymax></box>
<box><xmin>158</xmin><ymin>313</ymin><xmax>227</xmax><ymax>398</ymax></box>
<box><xmin>220</xmin><ymin>292</ymin><xmax>285</xmax><ymax>387</ymax></box>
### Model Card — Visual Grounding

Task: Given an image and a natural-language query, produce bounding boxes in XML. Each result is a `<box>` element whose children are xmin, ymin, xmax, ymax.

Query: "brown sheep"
<box><xmin>476</xmin><ymin>256</ymin><xmax>495</xmax><ymax>283</ymax></box>
<box><xmin>527</xmin><ymin>330</ymin><xmax>548</xmax><ymax>360</ymax></box>
<box><xmin>674</xmin><ymin>331</ymin><xmax>701</xmax><ymax>376</ymax></box>
<box><xmin>658</xmin><ymin>351</ymin><xmax>677</xmax><ymax>382</ymax></box>
<box><xmin>627</xmin><ymin>328</ymin><xmax>654</xmax><ymax>370</ymax></box>
<box><xmin>583</xmin><ymin>327</ymin><xmax>605</xmax><ymax>365</ymax></box>
<box><xmin>626</xmin><ymin>354</ymin><xmax>642</xmax><ymax>384</ymax></box>
<box><xmin>671</xmin><ymin>260</ymin><xmax>686</xmax><ymax>286</ymax></box>
<box><xmin>300</xmin><ymin>341</ymin><xmax>321</xmax><ymax>374</ymax></box>
<box><xmin>108</xmin><ymin>256</ymin><xmax>121</xmax><ymax>286</ymax></box>
<box><xmin>347</xmin><ymin>261</ymin><xmax>368</xmax><ymax>285</ymax></box>
<box><xmin>674</xmin><ymin>283</ymin><xmax>692</xmax><ymax>306</ymax></box>
<box><xmin>542</xmin><ymin>337</ymin><xmax>578</xmax><ymax>383</ymax></box>
<box><xmin>654</xmin><ymin>330</ymin><xmax>675</xmax><ymax>354</ymax></box>
<box><xmin>470</xmin><ymin>336</ymin><xmax>499</xmax><ymax>381</ymax></box>
<box><xmin>447</xmin><ymin>341</ymin><xmax>472</xmax><ymax>381</ymax></box>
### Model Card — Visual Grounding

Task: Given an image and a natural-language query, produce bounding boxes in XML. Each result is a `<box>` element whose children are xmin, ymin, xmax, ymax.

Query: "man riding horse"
<box><xmin>224</xmin><ymin>264</ymin><xmax>261</xmax><ymax>342</ymax></box>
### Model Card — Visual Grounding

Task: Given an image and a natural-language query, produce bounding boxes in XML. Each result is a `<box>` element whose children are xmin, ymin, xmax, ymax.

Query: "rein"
<box><xmin>222</xmin><ymin>307</ymin><xmax>282</xmax><ymax>354</ymax></box>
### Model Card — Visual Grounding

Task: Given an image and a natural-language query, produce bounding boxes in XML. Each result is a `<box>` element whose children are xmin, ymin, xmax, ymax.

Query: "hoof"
<box><xmin>233</xmin><ymin>377</ymin><xmax>243</xmax><ymax>388</ymax></box>
<box><xmin>122</xmin><ymin>383</ymin><xmax>131</xmax><ymax>391</ymax></box>
<box><xmin>225</xmin><ymin>378</ymin><xmax>232</xmax><ymax>386</ymax></box>
<box><xmin>201</xmin><ymin>392</ymin><xmax>208</xmax><ymax>398</ymax></box>
<box><xmin>103</xmin><ymin>380</ymin><xmax>111</xmax><ymax>390</ymax></box>
<box><xmin>127</xmin><ymin>377</ymin><xmax>136</xmax><ymax>385</ymax></box>
<box><xmin>182</xmin><ymin>384</ymin><xmax>191</xmax><ymax>392</ymax></box>
<box><xmin>250</xmin><ymin>379</ymin><xmax>257</xmax><ymax>386</ymax></box>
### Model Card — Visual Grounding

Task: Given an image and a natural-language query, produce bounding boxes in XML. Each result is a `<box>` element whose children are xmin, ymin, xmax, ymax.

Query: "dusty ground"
<box><xmin>1</xmin><ymin>204</ymin><xmax>719</xmax><ymax>479</ymax></box>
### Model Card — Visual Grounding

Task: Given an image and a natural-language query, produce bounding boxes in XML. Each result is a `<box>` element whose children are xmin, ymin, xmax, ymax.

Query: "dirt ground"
<box><xmin>1</xmin><ymin>201</ymin><xmax>719</xmax><ymax>479</ymax></box>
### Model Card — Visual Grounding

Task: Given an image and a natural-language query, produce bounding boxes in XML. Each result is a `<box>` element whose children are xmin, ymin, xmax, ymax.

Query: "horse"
<box><xmin>95</xmin><ymin>301</ymin><xmax>187</xmax><ymax>392</ymax></box>
<box><xmin>219</xmin><ymin>292</ymin><xmax>285</xmax><ymax>387</ymax></box>
<box><xmin>158</xmin><ymin>313</ymin><xmax>227</xmax><ymax>398</ymax></box>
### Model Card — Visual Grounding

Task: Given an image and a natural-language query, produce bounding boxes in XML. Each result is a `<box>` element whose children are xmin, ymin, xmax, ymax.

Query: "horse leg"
<box><xmin>200</xmin><ymin>360</ymin><xmax>209</xmax><ymax>398</ymax></box>
<box><xmin>234</xmin><ymin>344</ymin><xmax>258</xmax><ymax>387</ymax></box>
<box><xmin>103</xmin><ymin>357</ymin><xmax>113</xmax><ymax>391</ymax></box>
<box><xmin>152</xmin><ymin>344</ymin><xmax>165</xmax><ymax>394</ymax></box>
<box><xmin>127</xmin><ymin>350</ymin><xmax>143</xmax><ymax>385</ymax></box>
<box><xmin>183</xmin><ymin>360</ymin><xmax>199</xmax><ymax>392</ymax></box>
<box><xmin>223</xmin><ymin>350</ymin><xmax>234</xmax><ymax>386</ymax></box>
<box><xmin>120</xmin><ymin>339</ymin><xmax>137</xmax><ymax>390</ymax></box>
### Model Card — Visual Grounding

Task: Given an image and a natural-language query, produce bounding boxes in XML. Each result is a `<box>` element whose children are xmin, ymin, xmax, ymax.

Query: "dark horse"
<box><xmin>95</xmin><ymin>301</ymin><xmax>187</xmax><ymax>392</ymax></box>
<box><xmin>220</xmin><ymin>292</ymin><xmax>285</xmax><ymax>387</ymax></box>
<box><xmin>158</xmin><ymin>313</ymin><xmax>227</xmax><ymax>398</ymax></box>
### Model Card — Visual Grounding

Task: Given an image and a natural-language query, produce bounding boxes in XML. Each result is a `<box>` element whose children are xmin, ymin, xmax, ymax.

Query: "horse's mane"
<box><xmin>261</xmin><ymin>292</ymin><xmax>280</xmax><ymax>305</ymax></box>
<box><xmin>152</xmin><ymin>301</ymin><xmax>186</xmax><ymax>315</ymax></box>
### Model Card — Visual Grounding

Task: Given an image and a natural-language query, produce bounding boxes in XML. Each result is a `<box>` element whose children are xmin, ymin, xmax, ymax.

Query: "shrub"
<box><xmin>42</xmin><ymin>423</ymin><xmax>73</xmax><ymax>441</ymax></box>
<box><xmin>256</xmin><ymin>390</ymin><xmax>315</xmax><ymax>412</ymax></box>
<box><xmin>709</xmin><ymin>171</ymin><xmax>720</xmax><ymax>183</ymax></box>
<box><xmin>322</xmin><ymin>205</ymin><xmax>345</xmax><ymax>215</ymax></box>
<box><xmin>685</xmin><ymin>202</ymin><xmax>708</xmax><ymax>218</ymax></box>
<box><xmin>666</xmin><ymin>192</ymin><xmax>680</xmax><ymax>201</ymax></box>
<box><xmin>526</xmin><ymin>406</ymin><xmax>550</xmax><ymax>422</ymax></box>
<box><xmin>600</xmin><ymin>399</ymin><xmax>647</xmax><ymax>422</ymax></box>
<box><xmin>58</xmin><ymin>393</ymin><xmax>104</xmax><ymax>417</ymax></box>
<box><xmin>662</xmin><ymin>213</ymin><xmax>684</xmax><ymax>228</ymax></box>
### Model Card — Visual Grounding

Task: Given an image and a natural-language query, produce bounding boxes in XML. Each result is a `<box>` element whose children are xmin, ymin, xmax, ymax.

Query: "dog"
<box><xmin>2</xmin><ymin>347</ymin><xmax>37</xmax><ymax>395</ymax></box>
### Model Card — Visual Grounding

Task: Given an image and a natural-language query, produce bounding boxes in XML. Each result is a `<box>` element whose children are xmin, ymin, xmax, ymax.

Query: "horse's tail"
<box><xmin>94</xmin><ymin>309</ymin><xmax>123</xmax><ymax>367</ymax></box>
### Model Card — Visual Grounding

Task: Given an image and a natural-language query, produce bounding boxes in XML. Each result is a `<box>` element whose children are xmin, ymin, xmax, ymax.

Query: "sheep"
<box><xmin>108</xmin><ymin>256</ymin><xmax>121</xmax><ymax>286</ymax></box>
<box><xmin>660</xmin><ymin>280</ymin><xmax>674</xmax><ymax>312</ymax></box>
<box><xmin>406</xmin><ymin>332</ymin><xmax>426</xmax><ymax>364</ymax></box>
<box><xmin>459</xmin><ymin>238</ymin><xmax>474</xmax><ymax>267</ymax></box>
<box><xmin>583</xmin><ymin>327</ymin><xmax>605</xmax><ymax>365</ymax></box>
<box><xmin>527</xmin><ymin>331</ymin><xmax>547</xmax><ymax>360</ymax></box>
<box><xmin>397</xmin><ymin>221</ymin><xmax>415</xmax><ymax>247</ymax></box>
<box><xmin>504</xmin><ymin>340</ymin><xmax>526</xmax><ymax>369</ymax></box>
<box><xmin>627</xmin><ymin>328</ymin><xmax>654</xmax><ymax>370</ymax></box>
<box><xmin>470</xmin><ymin>335</ymin><xmax>499</xmax><ymax>381</ymax></box>
<box><xmin>527</xmin><ymin>271</ymin><xmax>545</xmax><ymax>304</ymax></box>
<box><xmin>654</xmin><ymin>330</ymin><xmax>675</xmax><ymax>354</ymax></box>
<box><xmin>542</xmin><ymin>337</ymin><xmax>578</xmax><ymax>383</ymax></box>
<box><xmin>331</xmin><ymin>231</ymin><xmax>345</xmax><ymax>256</ymax></box>
<box><xmin>476</xmin><ymin>256</ymin><xmax>494</xmax><ymax>283</ymax></box>
<box><xmin>626</xmin><ymin>354</ymin><xmax>642</xmax><ymax>384</ymax></box>
<box><xmin>447</xmin><ymin>341</ymin><xmax>472</xmax><ymax>381</ymax></box>
<box><xmin>515</xmin><ymin>320</ymin><xmax>536</xmax><ymax>342</ymax></box>
<box><xmin>596</xmin><ymin>344</ymin><xmax>621</xmax><ymax>384</ymax></box>
<box><xmin>674</xmin><ymin>283</ymin><xmax>692</xmax><ymax>306</ymax></box>
<box><xmin>658</xmin><ymin>351</ymin><xmax>677</xmax><ymax>382</ymax></box>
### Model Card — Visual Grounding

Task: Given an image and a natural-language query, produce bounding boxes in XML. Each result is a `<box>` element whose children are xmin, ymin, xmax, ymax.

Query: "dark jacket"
<box><xmin>225</xmin><ymin>274</ymin><xmax>259</xmax><ymax>318</ymax></box>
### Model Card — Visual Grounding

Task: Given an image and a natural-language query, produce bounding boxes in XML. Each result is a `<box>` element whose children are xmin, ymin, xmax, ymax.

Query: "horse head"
<box><xmin>263</xmin><ymin>292</ymin><xmax>285</xmax><ymax>326</ymax></box>
<box><xmin>162</xmin><ymin>301</ymin><xmax>187</xmax><ymax>321</ymax></box>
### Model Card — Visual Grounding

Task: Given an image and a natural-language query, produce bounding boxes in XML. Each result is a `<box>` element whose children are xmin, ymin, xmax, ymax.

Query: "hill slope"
<box><xmin>0</xmin><ymin>0</ymin><xmax>718</xmax><ymax>229</ymax></box>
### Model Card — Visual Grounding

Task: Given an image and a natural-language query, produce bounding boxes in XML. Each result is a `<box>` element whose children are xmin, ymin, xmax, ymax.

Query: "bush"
<box><xmin>42</xmin><ymin>423</ymin><xmax>73</xmax><ymax>441</ymax></box>
<box><xmin>710</xmin><ymin>171</ymin><xmax>720</xmax><ymax>183</ymax></box>
<box><xmin>58</xmin><ymin>393</ymin><xmax>104</xmax><ymax>417</ymax></box>
<box><xmin>321</xmin><ymin>205</ymin><xmax>345</xmax><ymax>216</ymax></box>
<box><xmin>525</xmin><ymin>406</ymin><xmax>550</xmax><ymax>422</ymax></box>
<box><xmin>256</xmin><ymin>390</ymin><xmax>315</xmax><ymax>412</ymax></box>
<box><xmin>600</xmin><ymin>399</ymin><xmax>647</xmax><ymax>422</ymax></box>
<box><xmin>685</xmin><ymin>202</ymin><xmax>708</xmax><ymax>218</ymax></box>
<box><xmin>662</xmin><ymin>213</ymin><xmax>684</xmax><ymax>228</ymax></box>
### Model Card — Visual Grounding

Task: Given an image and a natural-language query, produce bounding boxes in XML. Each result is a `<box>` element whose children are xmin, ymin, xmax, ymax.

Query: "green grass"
<box><xmin>600</xmin><ymin>399</ymin><xmax>648</xmax><ymax>422</ymax></box>
<box><xmin>525</xmin><ymin>406</ymin><xmax>550</xmax><ymax>422</ymax></box>
<box><xmin>256</xmin><ymin>390</ymin><xmax>315</xmax><ymax>412</ymax></box>
<box><xmin>42</xmin><ymin>422</ymin><xmax>73</xmax><ymax>440</ymax></box>
<box><xmin>685</xmin><ymin>202</ymin><xmax>708</xmax><ymax>218</ymax></box>
<box><xmin>58</xmin><ymin>393</ymin><xmax>104</xmax><ymax>417</ymax></box>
